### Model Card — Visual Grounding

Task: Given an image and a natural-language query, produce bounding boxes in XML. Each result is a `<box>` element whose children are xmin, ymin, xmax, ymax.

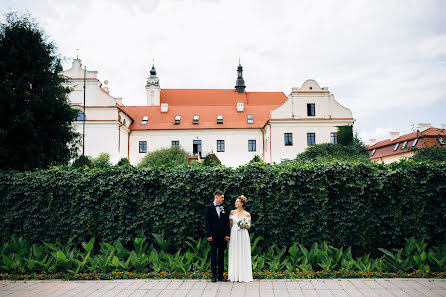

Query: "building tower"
<box><xmin>146</xmin><ymin>64</ymin><xmax>160</xmax><ymax>106</ymax></box>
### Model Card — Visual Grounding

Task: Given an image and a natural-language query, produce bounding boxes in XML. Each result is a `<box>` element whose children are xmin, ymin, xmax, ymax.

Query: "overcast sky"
<box><xmin>3</xmin><ymin>0</ymin><xmax>446</xmax><ymax>142</ymax></box>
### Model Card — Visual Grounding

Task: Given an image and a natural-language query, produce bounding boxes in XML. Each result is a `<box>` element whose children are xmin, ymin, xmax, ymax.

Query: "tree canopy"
<box><xmin>410</xmin><ymin>146</ymin><xmax>446</xmax><ymax>162</ymax></box>
<box><xmin>0</xmin><ymin>12</ymin><xmax>79</xmax><ymax>171</ymax></box>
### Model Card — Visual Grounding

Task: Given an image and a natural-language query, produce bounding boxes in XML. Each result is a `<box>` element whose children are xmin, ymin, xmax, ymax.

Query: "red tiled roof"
<box><xmin>120</xmin><ymin>89</ymin><xmax>288</xmax><ymax>130</ymax></box>
<box><xmin>368</xmin><ymin>127</ymin><xmax>445</xmax><ymax>159</ymax></box>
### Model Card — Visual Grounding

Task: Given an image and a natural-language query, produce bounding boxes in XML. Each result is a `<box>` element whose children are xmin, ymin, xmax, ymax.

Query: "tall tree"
<box><xmin>0</xmin><ymin>12</ymin><xmax>79</xmax><ymax>171</ymax></box>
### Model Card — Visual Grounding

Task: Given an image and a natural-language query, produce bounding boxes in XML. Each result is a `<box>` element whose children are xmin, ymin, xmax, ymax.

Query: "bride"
<box><xmin>228</xmin><ymin>195</ymin><xmax>253</xmax><ymax>282</ymax></box>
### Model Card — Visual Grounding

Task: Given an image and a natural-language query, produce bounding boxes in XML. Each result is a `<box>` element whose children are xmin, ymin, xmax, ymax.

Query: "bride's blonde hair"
<box><xmin>237</xmin><ymin>195</ymin><xmax>248</xmax><ymax>207</ymax></box>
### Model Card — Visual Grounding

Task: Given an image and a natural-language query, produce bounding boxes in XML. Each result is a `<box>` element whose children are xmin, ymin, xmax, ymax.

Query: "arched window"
<box><xmin>74</xmin><ymin>110</ymin><xmax>86</xmax><ymax>121</ymax></box>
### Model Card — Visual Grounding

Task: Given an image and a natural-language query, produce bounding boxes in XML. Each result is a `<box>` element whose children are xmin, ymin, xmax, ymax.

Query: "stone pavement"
<box><xmin>1</xmin><ymin>279</ymin><xmax>445</xmax><ymax>297</ymax></box>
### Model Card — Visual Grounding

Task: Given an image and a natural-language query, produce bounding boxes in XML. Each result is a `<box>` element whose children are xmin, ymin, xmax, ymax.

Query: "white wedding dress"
<box><xmin>228</xmin><ymin>215</ymin><xmax>253</xmax><ymax>282</ymax></box>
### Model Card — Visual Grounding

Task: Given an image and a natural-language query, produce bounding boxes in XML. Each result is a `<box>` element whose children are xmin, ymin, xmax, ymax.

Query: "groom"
<box><xmin>204</xmin><ymin>190</ymin><xmax>230</xmax><ymax>282</ymax></box>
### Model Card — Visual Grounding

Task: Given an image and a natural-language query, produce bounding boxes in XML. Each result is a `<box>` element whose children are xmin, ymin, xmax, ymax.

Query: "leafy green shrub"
<box><xmin>249</xmin><ymin>155</ymin><xmax>263</xmax><ymax>163</ymax></box>
<box><xmin>91</xmin><ymin>153</ymin><xmax>112</xmax><ymax>168</ymax></box>
<box><xmin>72</xmin><ymin>155</ymin><xmax>92</xmax><ymax>168</ymax></box>
<box><xmin>0</xmin><ymin>162</ymin><xmax>445</xmax><ymax>252</ymax></box>
<box><xmin>410</xmin><ymin>146</ymin><xmax>446</xmax><ymax>162</ymax></box>
<box><xmin>1</xmin><ymin>235</ymin><xmax>445</xmax><ymax>275</ymax></box>
<box><xmin>117</xmin><ymin>158</ymin><xmax>132</xmax><ymax>167</ymax></box>
<box><xmin>137</xmin><ymin>146</ymin><xmax>191</xmax><ymax>168</ymax></box>
<box><xmin>203</xmin><ymin>153</ymin><xmax>221</xmax><ymax>167</ymax></box>
<box><xmin>294</xmin><ymin>143</ymin><xmax>370</xmax><ymax>162</ymax></box>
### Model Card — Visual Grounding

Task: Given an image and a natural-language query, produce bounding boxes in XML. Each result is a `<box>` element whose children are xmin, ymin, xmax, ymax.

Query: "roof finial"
<box><xmin>76</xmin><ymin>48</ymin><xmax>79</xmax><ymax>59</ymax></box>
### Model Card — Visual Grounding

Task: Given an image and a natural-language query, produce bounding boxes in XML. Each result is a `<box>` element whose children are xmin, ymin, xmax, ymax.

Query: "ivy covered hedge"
<box><xmin>0</xmin><ymin>162</ymin><xmax>445</xmax><ymax>252</ymax></box>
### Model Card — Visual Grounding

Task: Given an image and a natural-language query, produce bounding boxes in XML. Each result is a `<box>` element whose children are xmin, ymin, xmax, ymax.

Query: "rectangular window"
<box><xmin>248</xmin><ymin>140</ymin><xmax>256</xmax><ymax>151</ymax></box>
<box><xmin>247</xmin><ymin>114</ymin><xmax>254</xmax><ymax>124</ymax></box>
<box><xmin>412</xmin><ymin>138</ymin><xmax>418</xmax><ymax>147</ymax></box>
<box><xmin>141</xmin><ymin>116</ymin><xmax>148</xmax><ymax>125</ymax></box>
<box><xmin>217</xmin><ymin>140</ymin><xmax>225</xmax><ymax>152</ymax></box>
<box><xmin>438</xmin><ymin>136</ymin><xmax>445</xmax><ymax>145</ymax></box>
<box><xmin>172</xmin><ymin>141</ymin><xmax>179</xmax><ymax>146</ymax></box>
<box><xmin>139</xmin><ymin>141</ymin><xmax>147</xmax><ymax>153</ymax></box>
<box><xmin>217</xmin><ymin>115</ymin><xmax>223</xmax><ymax>124</ymax></box>
<box><xmin>393</xmin><ymin>143</ymin><xmax>399</xmax><ymax>151</ymax></box>
<box><xmin>284</xmin><ymin>133</ymin><xmax>293</xmax><ymax>146</ymax></box>
<box><xmin>330</xmin><ymin>132</ymin><xmax>338</xmax><ymax>144</ymax></box>
<box><xmin>371</xmin><ymin>149</ymin><xmax>376</xmax><ymax>156</ymax></box>
<box><xmin>307</xmin><ymin>133</ymin><xmax>315</xmax><ymax>145</ymax></box>
<box><xmin>193</xmin><ymin>115</ymin><xmax>199</xmax><ymax>124</ymax></box>
<box><xmin>307</xmin><ymin>104</ymin><xmax>315</xmax><ymax>116</ymax></box>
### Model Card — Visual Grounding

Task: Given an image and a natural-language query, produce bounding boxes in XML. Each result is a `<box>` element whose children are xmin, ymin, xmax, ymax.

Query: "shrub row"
<box><xmin>0</xmin><ymin>162</ymin><xmax>445</xmax><ymax>252</ymax></box>
<box><xmin>1</xmin><ymin>234</ymin><xmax>445</xmax><ymax>275</ymax></box>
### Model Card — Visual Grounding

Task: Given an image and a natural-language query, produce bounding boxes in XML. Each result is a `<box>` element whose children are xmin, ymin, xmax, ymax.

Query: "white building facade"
<box><xmin>63</xmin><ymin>59</ymin><xmax>354</xmax><ymax>166</ymax></box>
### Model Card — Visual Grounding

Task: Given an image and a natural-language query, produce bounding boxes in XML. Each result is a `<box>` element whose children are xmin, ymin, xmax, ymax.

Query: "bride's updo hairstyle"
<box><xmin>237</xmin><ymin>195</ymin><xmax>248</xmax><ymax>207</ymax></box>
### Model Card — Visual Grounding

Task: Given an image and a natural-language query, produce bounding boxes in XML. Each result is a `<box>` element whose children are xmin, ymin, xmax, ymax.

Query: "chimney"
<box><xmin>418</xmin><ymin>123</ymin><xmax>431</xmax><ymax>132</ymax></box>
<box><xmin>368</xmin><ymin>139</ymin><xmax>376</xmax><ymax>145</ymax></box>
<box><xmin>389</xmin><ymin>132</ymin><xmax>400</xmax><ymax>141</ymax></box>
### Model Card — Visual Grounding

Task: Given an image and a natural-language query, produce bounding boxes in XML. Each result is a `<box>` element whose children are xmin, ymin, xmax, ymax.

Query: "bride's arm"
<box><xmin>229</xmin><ymin>210</ymin><xmax>233</xmax><ymax>229</ymax></box>
<box><xmin>246</xmin><ymin>213</ymin><xmax>251</xmax><ymax>230</ymax></box>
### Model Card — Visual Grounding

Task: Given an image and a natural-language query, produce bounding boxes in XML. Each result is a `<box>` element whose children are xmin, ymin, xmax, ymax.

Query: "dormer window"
<box><xmin>371</xmin><ymin>149</ymin><xmax>376</xmax><ymax>156</ymax></box>
<box><xmin>141</xmin><ymin>116</ymin><xmax>148</xmax><ymax>125</ymax></box>
<box><xmin>193</xmin><ymin>115</ymin><xmax>199</xmax><ymax>124</ymax></box>
<box><xmin>174</xmin><ymin>115</ymin><xmax>181</xmax><ymax>125</ymax></box>
<box><xmin>438</xmin><ymin>136</ymin><xmax>445</xmax><ymax>145</ymax></box>
<box><xmin>401</xmin><ymin>141</ymin><xmax>408</xmax><ymax>149</ymax></box>
<box><xmin>247</xmin><ymin>114</ymin><xmax>254</xmax><ymax>124</ymax></box>
<box><xmin>412</xmin><ymin>138</ymin><xmax>419</xmax><ymax>147</ymax></box>
<box><xmin>217</xmin><ymin>115</ymin><xmax>223</xmax><ymax>124</ymax></box>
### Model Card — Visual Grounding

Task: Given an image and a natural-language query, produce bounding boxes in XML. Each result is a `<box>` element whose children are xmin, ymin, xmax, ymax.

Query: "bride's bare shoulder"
<box><xmin>245</xmin><ymin>211</ymin><xmax>251</xmax><ymax>217</ymax></box>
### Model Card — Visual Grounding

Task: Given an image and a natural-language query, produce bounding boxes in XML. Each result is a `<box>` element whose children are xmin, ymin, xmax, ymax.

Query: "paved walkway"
<box><xmin>1</xmin><ymin>279</ymin><xmax>445</xmax><ymax>297</ymax></box>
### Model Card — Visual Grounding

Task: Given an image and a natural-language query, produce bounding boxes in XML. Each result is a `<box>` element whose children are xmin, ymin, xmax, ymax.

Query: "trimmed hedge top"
<box><xmin>1</xmin><ymin>162</ymin><xmax>445</xmax><ymax>252</ymax></box>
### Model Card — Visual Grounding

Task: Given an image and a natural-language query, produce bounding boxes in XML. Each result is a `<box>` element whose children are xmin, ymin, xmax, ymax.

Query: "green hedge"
<box><xmin>0</xmin><ymin>162</ymin><xmax>445</xmax><ymax>252</ymax></box>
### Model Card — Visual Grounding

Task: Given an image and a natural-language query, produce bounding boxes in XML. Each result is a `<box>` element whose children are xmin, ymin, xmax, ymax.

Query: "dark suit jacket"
<box><xmin>204</xmin><ymin>203</ymin><xmax>230</xmax><ymax>245</ymax></box>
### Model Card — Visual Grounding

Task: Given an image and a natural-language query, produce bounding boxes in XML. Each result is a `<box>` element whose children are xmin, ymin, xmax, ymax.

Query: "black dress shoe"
<box><xmin>218</xmin><ymin>277</ymin><xmax>228</xmax><ymax>282</ymax></box>
<box><xmin>211</xmin><ymin>277</ymin><xmax>217</xmax><ymax>283</ymax></box>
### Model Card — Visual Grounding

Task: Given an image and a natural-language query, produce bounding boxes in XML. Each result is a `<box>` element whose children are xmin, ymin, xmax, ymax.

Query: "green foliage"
<box><xmin>137</xmin><ymin>146</ymin><xmax>192</xmax><ymax>168</ymax></box>
<box><xmin>294</xmin><ymin>142</ymin><xmax>370</xmax><ymax>163</ymax></box>
<box><xmin>72</xmin><ymin>155</ymin><xmax>92</xmax><ymax>168</ymax></box>
<box><xmin>410</xmin><ymin>146</ymin><xmax>446</xmax><ymax>162</ymax></box>
<box><xmin>91</xmin><ymin>153</ymin><xmax>112</xmax><ymax>168</ymax></box>
<box><xmin>117</xmin><ymin>158</ymin><xmax>131</xmax><ymax>167</ymax></box>
<box><xmin>249</xmin><ymin>155</ymin><xmax>263</xmax><ymax>163</ymax></box>
<box><xmin>1</xmin><ymin>235</ymin><xmax>446</xmax><ymax>275</ymax></box>
<box><xmin>1</xmin><ymin>162</ymin><xmax>445</xmax><ymax>253</ymax></box>
<box><xmin>202</xmin><ymin>153</ymin><xmax>221</xmax><ymax>167</ymax></box>
<box><xmin>0</xmin><ymin>12</ymin><xmax>79</xmax><ymax>171</ymax></box>
<box><xmin>338</xmin><ymin>125</ymin><xmax>353</xmax><ymax>146</ymax></box>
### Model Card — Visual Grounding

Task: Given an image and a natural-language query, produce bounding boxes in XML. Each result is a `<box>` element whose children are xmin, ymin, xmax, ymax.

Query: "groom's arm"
<box><xmin>204</xmin><ymin>205</ymin><xmax>212</xmax><ymax>240</ymax></box>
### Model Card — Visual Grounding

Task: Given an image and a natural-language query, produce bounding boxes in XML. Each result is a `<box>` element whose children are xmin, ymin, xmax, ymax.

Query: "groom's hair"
<box><xmin>214</xmin><ymin>190</ymin><xmax>224</xmax><ymax>197</ymax></box>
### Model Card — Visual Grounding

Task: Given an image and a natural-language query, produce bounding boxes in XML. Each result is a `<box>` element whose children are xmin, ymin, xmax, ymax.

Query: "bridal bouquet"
<box><xmin>237</xmin><ymin>217</ymin><xmax>251</xmax><ymax>230</ymax></box>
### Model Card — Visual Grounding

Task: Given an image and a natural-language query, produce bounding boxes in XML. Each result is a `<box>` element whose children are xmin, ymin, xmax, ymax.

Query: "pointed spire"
<box><xmin>235</xmin><ymin>61</ymin><xmax>246</xmax><ymax>93</ymax></box>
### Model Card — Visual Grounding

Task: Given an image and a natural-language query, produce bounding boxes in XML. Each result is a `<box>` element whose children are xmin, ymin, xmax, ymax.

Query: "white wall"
<box><xmin>269</xmin><ymin>119</ymin><xmax>353</xmax><ymax>163</ymax></box>
<box><xmin>129</xmin><ymin>129</ymin><xmax>263</xmax><ymax>167</ymax></box>
<box><xmin>72</xmin><ymin>121</ymin><xmax>121</xmax><ymax>164</ymax></box>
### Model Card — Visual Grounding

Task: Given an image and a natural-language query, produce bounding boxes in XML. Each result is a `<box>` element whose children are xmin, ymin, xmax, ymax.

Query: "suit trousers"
<box><xmin>210</xmin><ymin>241</ymin><xmax>226</xmax><ymax>278</ymax></box>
